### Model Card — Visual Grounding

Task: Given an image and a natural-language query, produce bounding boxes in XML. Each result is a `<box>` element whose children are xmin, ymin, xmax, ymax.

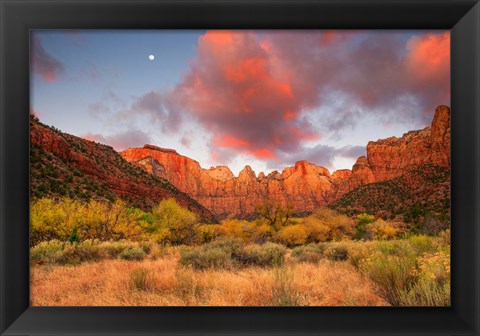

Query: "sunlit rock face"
<box><xmin>366</xmin><ymin>105</ymin><xmax>450</xmax><ymax>182</ymax></box>
<box><xmin>121</xmin><ymin>106</ymin><xmax>450</xmax><ymax>218</ymax></box>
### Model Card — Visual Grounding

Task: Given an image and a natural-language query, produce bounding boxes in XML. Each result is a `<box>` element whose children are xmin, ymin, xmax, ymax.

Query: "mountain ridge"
<box><xmin>121</xmin><ymin>105</ymin><xmax>450</xmax><ymax>218</ymax></box>
<box><xmin>30</xmin><ymin>116</ymin><xmax>215</xmax><ymax>220</ymax></box>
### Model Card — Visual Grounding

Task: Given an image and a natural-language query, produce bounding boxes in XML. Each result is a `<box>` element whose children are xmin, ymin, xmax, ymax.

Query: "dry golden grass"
<box><xmin>31</xmin><ymin>249</ymin><xmax>388</xmax><ymax>306</ymax></box>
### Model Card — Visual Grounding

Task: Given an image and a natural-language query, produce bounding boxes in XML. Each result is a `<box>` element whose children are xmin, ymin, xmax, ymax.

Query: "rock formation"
<box><xmin>121</xmin><ymin>106</ymin><xmax>451</xmax><ymax>218</ymax></box>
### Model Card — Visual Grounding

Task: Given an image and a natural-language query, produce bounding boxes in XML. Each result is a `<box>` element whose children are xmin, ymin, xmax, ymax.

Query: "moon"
<box><xmin>148</xmin><ymin>54</ymin><xmax>155</xmax><ymax>61</ymax></box>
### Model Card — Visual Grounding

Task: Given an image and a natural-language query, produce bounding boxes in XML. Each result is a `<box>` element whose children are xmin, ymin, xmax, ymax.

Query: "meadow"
<box><xmin>30</xmin><ymin>197</ymin><xmax>450</xmax><ymax>306</ymax></box>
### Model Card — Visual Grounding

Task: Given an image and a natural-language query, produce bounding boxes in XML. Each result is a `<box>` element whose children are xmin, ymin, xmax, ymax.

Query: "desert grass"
<box><xmin>30</xmin><ymin>249</ymin><xmax>387</xmax><ymax>306</ymax></box>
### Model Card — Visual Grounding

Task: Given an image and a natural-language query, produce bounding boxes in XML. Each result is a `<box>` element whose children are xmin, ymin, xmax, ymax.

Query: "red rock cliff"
<box><xmin>121</xmin><ymin>105</ymin><xmax>450</xmax><ymax>217</ymax></box>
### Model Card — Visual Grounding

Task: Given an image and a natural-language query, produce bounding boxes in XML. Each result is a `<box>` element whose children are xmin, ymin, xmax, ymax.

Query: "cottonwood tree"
<box><xmin>255</xmin><ymin>197</ymin><xmax>294</xmax><ymax>231</ymax></box>
<box><xmin>151</xmin><ymin>198</ymin><xmax>199</xmax><ymax>245</ymax></box>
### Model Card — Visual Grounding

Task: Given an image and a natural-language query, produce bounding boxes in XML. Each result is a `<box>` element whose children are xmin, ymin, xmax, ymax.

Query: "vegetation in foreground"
<box><xmin>31</xmin><ymin>245</ymin><xmax>387</xmax><ymax>306</ymax></box>
<box><xmin>31</xmin><ymin>233</ymin><xmax>450</xmax><ymax>306</ymax></box>
<box><xmin>30</xmin><ymin>197</ymin><xmax>450</xmax><ymax>306</ymax></box>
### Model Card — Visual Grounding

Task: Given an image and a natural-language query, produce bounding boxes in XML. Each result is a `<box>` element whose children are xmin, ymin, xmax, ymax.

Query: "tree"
<box><xmin>151</xmin><ymin>198</ymin><xmax>199</xmax><ymax>245</ymax></box>
<box><xmin>303</xmin><ymin>208</ymin><xmax>355</xmax><ymax>242</ymax></box>
<box><xmin>67</xmin><ymin>227</ymin><xmax>81</xmax><ymax>243</ymax></box>
<box><xmin>255</xmin><ymin>198</ymin><xmax>294</xmax><ymax>230</ymax></box>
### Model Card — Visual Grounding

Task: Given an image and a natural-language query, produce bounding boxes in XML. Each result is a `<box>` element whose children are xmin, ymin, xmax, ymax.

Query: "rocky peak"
<box><xmin>352</xmin><ymin>156</ymin><xmax>370</xmax><ymax>172</ymax></box>
<box><xmin>431</xmin><ymin>105</ymin><xmax>450</xmax><ymax>141</ymax></box>
<box><xmin>364</xmin><ymin>105</ymin><xmax>450</xmax><ymax>182</ymax></box>
<box><xmin>206</xmin><ymin>166</ymin><xmax>234</xmax><ymax>181</ymax></box>
<box><xmin>267</xmin><ymin>170</ymin><xmax>281</xmax><ymax>179</ymax></box>
<box><xmin>332</xmin><ymin>169</ymin><xmax>352</xmax><ymax>180</ymax></box>
<box><xmin>239</xmin><ymin>165</ymin><xmax>256</xmax><ymax>179</ymax></box>
<box><xmin>143</xmin><ymin>144</ymin><xmax>178</xmax><ymax>154</ymax></box>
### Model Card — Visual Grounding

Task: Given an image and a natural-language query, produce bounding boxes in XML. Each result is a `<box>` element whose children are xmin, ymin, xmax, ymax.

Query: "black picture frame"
<box><xmin>1</xmin><ymin>0</ymin><xmax>479</xmax><ymax>335</ymax></box>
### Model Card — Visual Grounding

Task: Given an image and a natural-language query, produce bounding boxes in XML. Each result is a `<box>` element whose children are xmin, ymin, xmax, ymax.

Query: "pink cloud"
<box><xmin>124</xmin><ymin>30</ymin><xmax>450</xmax><ymax>166</ymax></box>
<box><xmin>172</xmin><ymin>30</ymin><xmax>318</xmax><ymax>160</ymax></box>
<box><xmin>31</xmin><ymin>36</ymin><xmax>64</xmax><ymax>83</ymax></box>
<box><xmin>82</xmin><ymin>129</ymin><xmax>151</xmax><ymax>152</ymax></box>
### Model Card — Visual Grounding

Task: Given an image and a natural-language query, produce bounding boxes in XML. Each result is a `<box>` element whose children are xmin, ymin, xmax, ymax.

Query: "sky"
<box><xmin>30</xmin><ymin>30</ymin><xmax>450</xmax><ymax>176</ymax></box>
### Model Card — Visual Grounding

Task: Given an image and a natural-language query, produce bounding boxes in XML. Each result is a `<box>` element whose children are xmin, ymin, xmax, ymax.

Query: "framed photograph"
<box><xmin>1</xmin><ymin>0</ymin><xmax>479</xmax><ymax>335</ymax></box>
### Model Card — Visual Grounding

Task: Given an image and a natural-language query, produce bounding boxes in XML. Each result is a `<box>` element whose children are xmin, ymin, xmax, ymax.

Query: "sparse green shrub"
<box><xmin>355</xmin><ymin>213</ymin><xmax>375</xmax><ymax>240</ymax></box>
<box><xmin>206</xmin><ymin>237</ymin><xmax>244</xmax><ymax>256</ymax></box>
<box><xmin>119</xmin><ymin>248</ymin><xmax>146</xmax><ymax>261</ymax></box>
<box><xmin>31</xmin><ymin>239</ymin><xmax>152</xmax><ymax>264</ymax></box>
<box><xmin>359</xmin><ymin>245</ymin><xmax>417</xmax><ymax>305</ymax></box>
<box><xmin>73</xmin><ymin>239</ymin><xmax>101</xmax><ymax>262</ymax></box>
<box><xmin>179</xmin><ymin>238</ymin><xmax>243</xmax><ymax>270</ymax></box>
<box><xmin>291</xmin><ymin>244</ymin><xmax>324</xmax><ymax>263</ymax></box>
<box><xmin>129</xmin><ymin>268</ymin><xmax>154</xmax><ymax>291</ymax></box>
<box><xmin>236</xmin><ymin>243</ymin><xmax>286</xmax><ymax>267</ymax></box>
<box><xmin>180</xmin><ymin>247</ymin><xmax>233</xmax><ymax>270</ymax></box>
<box><xmin>323</xmin><ymin>244</ymin><xmax>349</xmax><ymax>261</ymax></box>
<box><xmin>409</xmin><ymin>235</ymin><xmax>436</xmax><ymax>255</ymax></box>
<box><xmin>179</xmin><ymin>238</ymin><xmax>286</xmax><ymax>270</ymax></box>
<box><xmin>399</xmin><ymin>279</ymin><xmax>450</xmax><ymax>306</ymax></box>
<box><xmin>30</xmin><ymin>240</ymin><xmax>64</xmax><ymax>263</ymax></box>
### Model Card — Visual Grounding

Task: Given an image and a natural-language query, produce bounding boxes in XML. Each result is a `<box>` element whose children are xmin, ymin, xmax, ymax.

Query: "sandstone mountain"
<box><xmin>30</xmin><ymin>116</ymin><xmax>215</xmax><ymax>220</ymax></box>
<box><xmin>121</xmin><ymin>105</ymin><xmax>450</xmax><ymax>219</ymax></box>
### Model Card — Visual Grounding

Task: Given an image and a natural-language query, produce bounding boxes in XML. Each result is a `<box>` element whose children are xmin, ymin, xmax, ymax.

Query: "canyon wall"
<box><xmin>121</xmin><ymin>105</ymin><xmax>450</xmax><ymax>217</ymax></box>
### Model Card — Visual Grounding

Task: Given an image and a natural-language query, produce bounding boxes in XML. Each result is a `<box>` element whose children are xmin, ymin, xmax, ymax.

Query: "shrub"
<box><xmin>365</xmin><ymin>219</ymin><xmax>400</xmax><ymax>240</ymax></box>
<box><xmin>129</xmin><ymin>268</ymin><xmax>155</xmax><ymax>291</ymax></box>
<box><xmin>237</xmin><ymin>243</ymin><xmax>286</xmax><ymax>267</ymax></box>
<box><xmin>323</xmin><ymin>244</ymin><xmax>349</xmax><ymax>261</ymax></box>
<box><xmin>151</xmin><ymin>198</ymin><xmax>199</xmax><ymax>245</ymax></box>
<box><xmin>276</xmin><ymin>224</ymin><xmax>308</xmax><ymax>246</ymax></box>
<box><xmin>30</xmin><ymin>240</ymin><xmax>64</xmax><ymax>263</ymax></box>
<box><xmin>359</xmin><ymin>248</ymin><xmax>417</xmax><ymax>305</ymax></box>
<box><xmin>180</xmin><ymin>247</ymin><xmax>233</xmax><ymax>270</ymax></box>
<box><xmin>179</xmin><ymin>238</ymin><xmax>286</xmax><ymax>270</ymax></box>
<box><xmin>291</xmin><ymin>244</ymin><xmax>324</xmax><ymax>263</ymax></box>
<box><xmin>303</xmin><ymin>208</ymin><xmax>355</xmax><ymax>242</ymax></box>
<box><xmin>67</xmin><ymin>227</ymin><xmax>81</xmax><ymax>243</ymax></box>
<box><xmin>218</xmin><ymin>219</ymin><xmax>274</xmax><ymax>244</ymax></box>
<box><xmin>119</xmin><ymin>248</ymin><xmax>146</xmax><ymax>261</ymax></box>
<box><xmin>196</xmin><ymin>224</ymin><xmax>223</xmax><ymax>244</ymax></box>
<box><xmin>30</xmin><ymin>198</ymin><xmax>147</xmax><ymax>244</ymax></box>
<box><xmin>206</xmin><ymin>237</ymin><xmax>244</xmax><ymax>256</ymax></box>
<box><xmin>400</xmin><ymin>250</ymin><xmax>450</xmax><ymax>306</ymax></box>
<box><xmin>409</xmin><ymin>235</ymin><xmax>436</xmax><ymax>255</ymax></box>
<box><xmin>355</xmin><ymin>213</ymin><xmax>376</xmax><ymax>240</ymax></box>
<box><xmin>399</xmin><ymin>279</ymin><xmax>450</xmax><ymax>306</ymax></box>
<box><xmin>302</xmin><ymin>217</ymin><xmax>330</xmax><ymax>243</ymax></box>
<box><xmin>73</xmin><ymin>239</ymin><xmax>101</xmax><ymax>262</ymax></box>
<box><xmin>31</xmin><ymin>240</ymin><xmax>151</xmax><ymax>264</ymax></box>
